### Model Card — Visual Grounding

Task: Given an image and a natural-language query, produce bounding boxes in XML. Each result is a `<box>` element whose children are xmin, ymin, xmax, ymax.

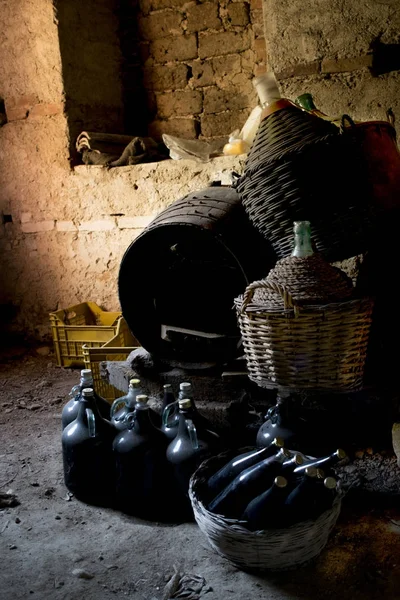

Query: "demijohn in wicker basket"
<box><xmin>234</xmin><ymin>222</ymin><xmax>374</xmax><ymax>392</ymax></box>
<box><xmin>235</xmin><ymin>87</ymin><xmax>373</xmax><ymax>262</ymax></box>
<box><xmin>189</xmin><ymin>450</ymin><xmax>342</xmax><ymax>572</ymax></box>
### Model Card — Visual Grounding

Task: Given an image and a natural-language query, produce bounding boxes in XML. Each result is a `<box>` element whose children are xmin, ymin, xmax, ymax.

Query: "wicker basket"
<box><xmin>236</xmin><ymin>101</ymin><xmax>373</xmax><ymax>261</ymax></box>
<box><xmin>189</xmin><ymin>450</ymin><xmax>342</xmax><ymax>572</ymax></box>
<box><xmin>235</xmin><ymin>279</ymin><xmax>374</xmax><ymax>392</ymax></box>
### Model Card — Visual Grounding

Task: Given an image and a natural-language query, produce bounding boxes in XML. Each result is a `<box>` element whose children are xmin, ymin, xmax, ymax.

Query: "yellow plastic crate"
<box><xmin>82</xmin><ymin>318</ymin><xmax>138</xmax><ymax>403</ymax></box>
<box><xmin>49</xmin><ymin>302</ymin><xmax>122</xmax><ymax>367</ymax></box>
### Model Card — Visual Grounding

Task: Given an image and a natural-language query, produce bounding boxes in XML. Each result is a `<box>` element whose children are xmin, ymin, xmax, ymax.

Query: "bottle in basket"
<box><xmin>110</xmin><ymin>378</ymin><xmax>141</xmax><ymax>431</ymax></box>
<box><xmin>207</xmin><ymin>448</ymin><xmax>291</xmax><ymax>519</ymax></box>
<box><xmin>166</xmin><ymin>398</ymin><xmax>222</xmax><ymax>517</ymax></box>
<box><xmin>242</xmin><ymin>476</ymin><xmax>289</xmax><ymax>530</ymax></box>
<box><xmin>113</xmin><ymin>394</ymin><xmax>169</xmax><ymax>519</ymax></box>
<box><xmin>62</xmin><ymin>369</ymin><xmax>111</xmax><ymax>428</ymax></box>
<box><xmin>312</xmin><ymin>476</ymin><xmax>338</xmax><ymax>518</ymax></box>
<box><xmin>283</xmin><ymin>466</ymin><xmax>327</xmax><ymax>524</ymax></box>
<box><xmin>294</xmin><ymin>448</ymin><xmax>347</xmax><ymax>477</ymax></box>
<box><xmin>206</xmin><ymin>437</ymin><xmax>284</xmax><ymax>497</ymax></box>
<box><xmin>62</xmin><ymin>388</ymin><xmax>116</xmax><ymax>505</ymax></box>
<box><xmin>161</xmin><ymin>384</ymin><xmax>179</xmax><ymax>440</ymax></box>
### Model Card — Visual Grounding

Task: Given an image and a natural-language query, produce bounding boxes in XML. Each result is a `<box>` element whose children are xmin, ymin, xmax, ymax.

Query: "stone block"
<box><xmin>21</xmin><ymin>221</ymin><xmax>55</xmax><ymax>233</ymax></box>
<box><xmin>143</xmin><ymin>63</ymin><xmax>189</xmax><ymax>91</ymax></box>
<box><xmin>212</xmin><ymin>54</ymin><xmax>243</xmax><ymax>81</ymax></box>
<box><xmin>138</xmin><ymin>11</ymin><xmax>183</xmax><ymax>41</ymax></box>
<box><xmin>199</xmin><ymin>31</ymin><xmax>250</xmax><ymax>59</ymax></box>
<box><xmin>152</xmin><ymin>34</ymin><xmax>198</xmax><ymax>63</ymax></box>
<box><xmin>250</xmin><ymin>0</ymin><xmax>262</xmax><ymax>8</ymax></box>
<box><xmin>149</xmin><ymin>117</ymin><xmax>199</xmax><ymax>140</ymax></box>
<box><xmin>78</xmin><ymin>219</ymin><xmax>116</xmax><ymax>231</ymax></box>
<box><xmin>117</xmin><ymin>216</ymin><xmax>153</xmax><ymax>229</ymax></box>
<box><xmin>203</xmin><ymin>87</ymin><xmax>252</xmax><ymax>113</ymax></box>
<box><xmin>186</xmin><ymin>3</ymin><xmax>221</xmax><ymax>33</ymax></box>
<box><xmin>253</xmin><ymin>37</ymin><xmax>266</xmax><ymax>63</ymax></box>
<box><xmin>20</xmin><ymin>212</ymin><xmax>32</xmax><ymax>224</ymax></box>
<box><xmin>190</xmin><ymin>60</ymin><xmax>215</xmax><ymax>88</ymax></box>
<box><xmin>277</xmin><ymin>61</ymin><xmax>320</xmax><ymax>79</ymax></box>
<box><xmin>29</xmin><ymin>103</ymin><xmax>65</xmax><ymax>120</ymax></box>
<box><xmin>227</xmin><ymin>3</ymin><xmax>249</xmax><ymax>26</ymax></box>
<box><xmin>201</xmin><ymin>109</ymin><xmax>248</xmax><ymax>137</ymax></box>
<box><xmin>321</xmin><ymin>55</ymin><xmax>373</xmax><ymax>73</ymax></box>
<box><xmin>250</xmin><ymin>9</ymin><xmax>264</xmax><ymax>35</ymax></box>
<box><xmin>56</xmin><ymin>221</ymin><xmax>77</xmax><ymax>232</ymax></box>
<box><xmin>157</xmin><ymin>90</ymin><xmax>203</xmax><ymax>117</ymax></box>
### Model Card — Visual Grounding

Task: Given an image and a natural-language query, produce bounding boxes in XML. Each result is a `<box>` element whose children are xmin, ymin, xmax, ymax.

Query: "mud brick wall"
<box><xmin>134</xmin><ymin>0</ymin><xmax>266</xmax><ymax>140</ymax></box>
<box><xmin>263</xmin><ymin>0</ymin><xmax>400</xmax><ymax>122</ymax></box>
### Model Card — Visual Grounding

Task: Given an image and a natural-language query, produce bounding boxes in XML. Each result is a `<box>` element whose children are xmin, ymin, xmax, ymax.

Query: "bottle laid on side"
<box><xmin>166</xmin><ymin>398</ymin><xmax>222</xmax><ymax>513</ymax></box>
<box><xmin>62</xmin><ymin>387</ymin><xmax>116</xmax><ymax>505</ymax></box>
<box><xmin>206</xmin><ymin>437</ymin><xmax>285</xmax><ymax>498</ymax></box>
<box><xmin>294</xmin><ymin>93</ymin><xmax>342</xmax><ymax>126</ymax></box>
<box><xmin>282</xmin><ymin>466</ymin><xmax>325</xmax><ymax>525</ymax></box>
<box><xmin>62</xmin><ymin>369</ymin><xmax>111</xmax><ymax>429</ymax></box>
<box><xmin>293</xmin><ymin>448</ymin><xmax>347</xmax><ymax>477</ymax></box>
<box><xmin>207</xmin><ymin>448</ymin><xmax>291</xmax><ymax>519</ymax></box>
<box><xmin>312</xmin><ymin>476</ymin><xmax>338</xmax><ymax>518</ymax></box>
<box><xmin>160</xmin><ymin>384</ymin><xmax>179</xmax><ymax>440</ymax></box>
<box><xmin>113</xmin><ymin>394</ymin><xmax>169</xmax><ymax>519</ymax></box>
<box><xmin>242</xmin><ymin>476</ymin><xmax>289</xmax><ymax>530</ymax></box>
<box><xmin>110</xmin><ymin>378</ymin><xmax>141</xmax><ymax>431</ymax></box>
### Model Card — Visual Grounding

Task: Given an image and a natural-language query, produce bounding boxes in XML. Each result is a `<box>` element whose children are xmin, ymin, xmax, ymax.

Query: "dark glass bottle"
<box><xmin>293</xmin><ymin>448</ymin><xmax>347</xmax><ymax>477</ymax></box>
<box><xmin>62</xmin><ymin>388</ymin><xmax>116</xmax><ymax>505</ymax></box>
<box><xmin>110</xmin><ymin>378</ymin><xmax>141</xmax><ymax>431</ymax></box>
<box><xmin>161</xmin><ymin>384</ymin><xmax>179</xmax><ymax>440</ymax></box>
<box><xmin>283</xmin><ymin>466</ymin><xmax>321</xmax><ymax>524</ymax></box>
<box><xmin>207</xmin><ymin>448</ymin><xmax>291</xmax><ymax>519</ymax></box>
<box><xmin>61</xmin><ymin>369</ymin><xmax>111</xmax><ymax>429</ymax></box>
<box><xmin>166</xmin><ymin>399</ymin><xmax>222</xmax><ymax>507</ymax></box>
<box><xmin>178</xmin><ymin>382</ymin><xmax>215</xmax><ymax>432</ymax></box>
<box><xmin>312</xmin><ymin>476</ymin><xmax>338</xmax><ymax>518</ymax></box>
<box><xmin>206</xmin><ymin>437</ymin><xmax>284</xmax><ymax>498</ymax></box>
<box><xmin>256</xmin><ymin>399</ymin><xmax>297</xmax><ymax>449</ymax></box>
<box><xmin>242</xmin><ymin>475</ymin><xmax>288</xmax><ymax>530</ymax></box>
<box><xmin>113</xmin><ymin>394</ymin><xmax>169</xmax><ymax>519</ymax></box>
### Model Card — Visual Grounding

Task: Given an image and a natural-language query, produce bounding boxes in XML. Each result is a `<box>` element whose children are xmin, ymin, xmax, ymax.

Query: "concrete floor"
<box><xmin>1</xmin><ymin>344</ymin><xmax>400</xmax><ymax>600</ymax></box>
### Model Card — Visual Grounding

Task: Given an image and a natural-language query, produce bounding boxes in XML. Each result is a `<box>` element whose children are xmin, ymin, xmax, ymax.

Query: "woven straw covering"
<box><xmin>236</xmin><ymin>105</ymin><xmax>373</xmax><ymax>262</ymax></box>
<box><xmin>189</xmin><ymin>450</ymin><xmax>342</xmax><ymax>572</ymax></box>
<box><xmin>234</xmin><ymin>287</ymin><xmax>374</xmax><ymax>392</ymax></box>
<box><xmin>252</xmin><ymin>254</ymin><xmax>354</xmax><ymax>310</ymax></box>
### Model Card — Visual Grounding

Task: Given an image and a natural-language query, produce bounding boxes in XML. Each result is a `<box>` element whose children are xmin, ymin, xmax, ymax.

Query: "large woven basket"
<box><xmin>189</xmin><ymin>450</ymin><xmax>342</xmax><ymax>572</ymax></box>
<box><xmin>236</xmin><ymin>101</ymin><xmax>373</xmax><ymax>261</ymax></box>
<box><xmin>235</xmin><ymin>279</ymin><xmax>374</xmax><ymax>392</ymax></box>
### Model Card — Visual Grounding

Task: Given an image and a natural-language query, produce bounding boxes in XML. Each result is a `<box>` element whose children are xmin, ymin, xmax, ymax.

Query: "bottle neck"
<box><xmin>291</xmin><ymin>221</ymin><xmax>314</xmax><ymax>258</ymax></box>
<box><xmin>126</xmin><ymin>386</ymin><xmax>139</xmax><ymax>409</ymax></box>
<box><xmin>253</xmin><ymin>72</ymin><xmax>281</xmax><ymax>108</ymax></box>
<box><xmin>162</xmin><ymin>390</ymin><xmax>175</xmax><ymax>411</ymax></box>
<box><xmin>134</xmin><ymin>405</ymin><xmax>154</xmax><ymax>433</ymax></box>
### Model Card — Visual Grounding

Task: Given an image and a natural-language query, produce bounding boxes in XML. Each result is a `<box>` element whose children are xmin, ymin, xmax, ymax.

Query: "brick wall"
<box><xmin>131</xmin><ymin>0</ymin><xmax>266</xmax><ymax>140</ymax></box>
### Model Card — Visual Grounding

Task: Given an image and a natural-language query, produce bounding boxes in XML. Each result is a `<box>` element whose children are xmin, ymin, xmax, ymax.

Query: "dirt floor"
<box><xmin>1</xmin><ymin>342</ymin><xmax>400</xmax><ymax>600</ymax></box>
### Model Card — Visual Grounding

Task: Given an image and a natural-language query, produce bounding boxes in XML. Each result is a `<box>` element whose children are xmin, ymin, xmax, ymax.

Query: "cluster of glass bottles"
<box><xmin>206</xmin><ymin>439</ymin><xmax>345</xmax><ymax>530</ymax></box>
<box><xmin>61</xmin><ymin>371</ymin><xmax>222</xmax><ymax>519</ymax></box>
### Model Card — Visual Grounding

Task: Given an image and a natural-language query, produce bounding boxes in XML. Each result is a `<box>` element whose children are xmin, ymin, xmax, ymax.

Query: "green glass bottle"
<box><xmin>291</xmin><ymin>221</ymin><xmax>314</xmax><ymax>258</ymax></box>
<box><xmin>295</xmin><ymin>93</ymin><xmax>341</xmax><ymax>126</ymax></box>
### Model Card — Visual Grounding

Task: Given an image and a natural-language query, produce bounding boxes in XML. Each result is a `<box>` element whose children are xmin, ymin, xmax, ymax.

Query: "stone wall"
<box><xmin>136</xmin><ymin>0</ymin><xmax>266</xmax><ymax>140</ymax></box>
<box><xmin>263</xmin><ymin>0</ymin><xmax>400</xmax><ymax>122</ymax></box>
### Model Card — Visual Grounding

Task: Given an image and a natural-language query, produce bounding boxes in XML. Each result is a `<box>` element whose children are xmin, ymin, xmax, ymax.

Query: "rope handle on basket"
<box><xmin>240</xmin><ymin>280</ymin><xmax>297</xmax><ymax>314</ymax></box>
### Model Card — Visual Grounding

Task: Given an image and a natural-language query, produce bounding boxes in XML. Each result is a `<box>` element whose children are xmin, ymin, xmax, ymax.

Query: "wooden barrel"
<box><xmin>118</xmin><ymin>186</ymin><xmax>276</xmax><ymax>368</ymax></box>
